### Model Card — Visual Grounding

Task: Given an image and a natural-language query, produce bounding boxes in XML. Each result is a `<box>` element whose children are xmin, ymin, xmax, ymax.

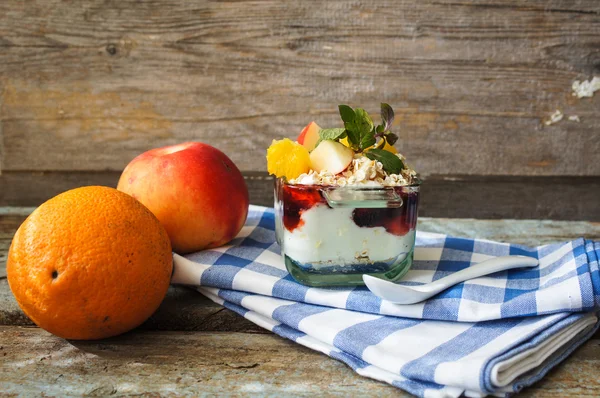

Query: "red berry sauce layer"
<box><xmin>352</xmin><ymin>189</ymin><xmax>419</xmax><ymax>236</ymax></box>
<box><xmin>281</xmin><ymin>184</ymin><xmax>419</xmax><ymax>236</ymax></box>
<box><xmin>281</xmin><ymin>184</ymin><xmax>327</xmax><ymax>232</ymax></box>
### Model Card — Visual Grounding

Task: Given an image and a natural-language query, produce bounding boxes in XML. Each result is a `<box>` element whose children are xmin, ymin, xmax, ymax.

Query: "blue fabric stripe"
<box><xmin>200</xmin><ymin>264</ymin><xmax>242</xmax><ymax>289</ymax></box>
<box><xmin>272</xmin><ymin>276</ymin><xmax>310</xmax><ymax>302</ymax></box>
<box><xmin>272</xmin><ymin>324</ymin><xmax>307</xmax><ymax>341</ymax></box>
<box><xmin>257</xmin><ymin>210</ymin><xmax>275</xmax><ymax>229</ymax></box>
<box><xmin>220</xmin><ymin>297</ymin><xmax>251</xmax><ymax>317</ymax></box>
<box><xmin>217</xmin><ymin>289</ymin><xmax>253</xmax><ymax>306</ymax></box>
<box><xmin>271</xmin><ymin>303</ymin><xmax>331</xmax><ymax>330</ymax></box>
<box><xmin>346</xmin><ymin>288</ymin><xmax>383</xmax><ymax>313</ymax></box>
<box><xmin>481</xmin><ymin>312</ymin><xmax>586</xmax><ymax>393</ymax></box>
<box><xmin>391</xmin><ymin>379</ymin><xmax>444</xmax><ymax>397</ymax></box>
<box><xmin>510</xmin><ymin>320</ymin><xmax>599</xmax><ymax>394</ymax></box>
<box><xmin>333</xmin><ymin>317</ymin><xmax>422</xmax><ymax>358</ymax></box>
<box><xmin>586</xmin><ymin>241</ymin><xmax>600</xmax><ymax>306</ymax></box>
<box><xmin>401</xmin><ymin>318</ymin><xmax>523</xmax><ymax>383</ymax></box>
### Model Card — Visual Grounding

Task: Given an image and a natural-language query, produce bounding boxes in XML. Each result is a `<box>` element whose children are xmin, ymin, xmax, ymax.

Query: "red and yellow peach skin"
<box><xmin>117</xmin><ymin>142</ymin><xmax>249</xmax><ymax>254</ymax></box>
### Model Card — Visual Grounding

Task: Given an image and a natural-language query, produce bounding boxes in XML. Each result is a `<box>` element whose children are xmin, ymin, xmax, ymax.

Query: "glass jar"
<box><xmin>274</xmin><ymin>178</ymin><xmax>420</xmax><ymax>287</ymax></box>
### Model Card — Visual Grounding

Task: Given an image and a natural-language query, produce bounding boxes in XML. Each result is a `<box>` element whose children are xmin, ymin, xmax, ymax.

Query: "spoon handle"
<box><xmin>426</xmin><ymin>255</ymin><xmax>539</xmax><ymax>294</ymax></box>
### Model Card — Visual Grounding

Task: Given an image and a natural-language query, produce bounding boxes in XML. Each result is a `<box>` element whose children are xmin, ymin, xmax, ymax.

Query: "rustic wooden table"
<box><xmin>1</xmin><ymin>0</ymin><xmax>599</xmax><ymax>395</ymax></box>
<box><xmin>1</xmin><ymin>207</ymin><xmax>599</xmax><ymax>397</ymax></box>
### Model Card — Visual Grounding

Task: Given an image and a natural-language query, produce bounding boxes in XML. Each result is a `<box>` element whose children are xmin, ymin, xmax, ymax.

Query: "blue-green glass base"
<box><xmin>284</xmin><ymin>250</ymin><xmax>413</xmax><ymax>287</ymax></box>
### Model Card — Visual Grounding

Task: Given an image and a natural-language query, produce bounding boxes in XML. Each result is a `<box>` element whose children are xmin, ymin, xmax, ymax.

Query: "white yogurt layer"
<box><xmin>281</xmin><ymin>204</ymin><xmax>415</xmax><ymax>268</ymax></box>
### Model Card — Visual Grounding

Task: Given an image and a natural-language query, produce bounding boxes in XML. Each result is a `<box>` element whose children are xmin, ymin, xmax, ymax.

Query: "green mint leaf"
<box><xmin>338</xmin><ymin>105</ymin><xmax>359</xmax><ymax>148</ymax></box>
<box><xmin>314</xmin><ymin>128</ymin><xmax>347</xmax><ymax>149</ymax></box>
<box><xmin>364</xmin><ymin>149</ymin><xmax>404</xmax><ymax>174</ymax></box>
<box><xmin>385</xmin><ymin>132</ymin><xmax>398</xmax><ymax>146</ymax></box>
<box><xmin>376</xmin><ymin>124</ymin><xmax>385</xmax><ymax>134</ymax></box>
<box><xmin>380</xmin><ymin>103</ymin><xmax>394</xmax><ymax>131</ymax></box>
<box><xmin>319</xmin><ymin>128</ymin><xmax>346</xmax><ymax>141</ymax></box>
<box><xmin>354</xmin><ymin>108</ymin><xmax>374</xmax><ymax>135</ymax></box>
<box><xmin>344</xmin><ymin>127</ymin><xmax>360</xmax><ymax>149</ymax></box>
<box><xmin>361</xmin><ymin>134</ymin><xmax>376</xmax><ymax>149</ymax></box>
<box><xmin>354</xmin><ymin>108</ymin><xmax>375</xmax><ymax>150</ymax></box>
<box><xmin>338</xmin><ymin>105</ymin><xmax>355</xmax><ymax>123</ymax></box>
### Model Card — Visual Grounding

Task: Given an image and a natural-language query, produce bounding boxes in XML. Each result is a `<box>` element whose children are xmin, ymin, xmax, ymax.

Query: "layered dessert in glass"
<box><xmin>267</xmin><ymin>104</ymin><xmax>420</xmax><ymax>286</ymax></box>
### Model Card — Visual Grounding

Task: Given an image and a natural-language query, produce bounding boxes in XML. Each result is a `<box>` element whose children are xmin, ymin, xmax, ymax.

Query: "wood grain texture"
<box><xmin>0</xmin><ymin>170</ymin><xmax>274</xmax><ymax>212</ymax></box>
<box><xmin>3</xmin><ymin>171</ymin><xmax>600</xmax><ymax>221</ymax></box>
<box><xmin>1</xmin><ymin>326</ymin><xmax>598</xmax><ymax>397</ymax></box>
<box><xmin>0</xmin><ymin>326</ymin><xmax>407</xmax><ymax>396</ymax></box>
<box><xmin>1</xmin><ymin>0</ymin><xmax>599</xmax><ymax>175</ymax></box>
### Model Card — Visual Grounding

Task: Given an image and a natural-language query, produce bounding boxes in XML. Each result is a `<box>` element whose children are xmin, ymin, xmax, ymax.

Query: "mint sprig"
<box><xmin>364</xmin><ymin>149</ymin><xmax>404</xmax><ymax>175</ymax></box>
<box><xmin>337</xmin><ymin>103</ymin><xmax>399</xmax><ymax>153</ymax></box>
<box><xmin>338</xmin><ymin>105</ymin><xmax>376</xmax><ymax>151</ymax></box>
<box><xmin>313</xmin><ymin>103</ymin><xmax>404</xmax><ymax>174</ymax></box>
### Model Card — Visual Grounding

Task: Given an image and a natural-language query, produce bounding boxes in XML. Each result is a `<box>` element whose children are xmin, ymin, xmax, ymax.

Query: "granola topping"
<box><xmin>290</xmin><ymin>153</ymin><xmax>418</xmax><ymax>187</ymax></box>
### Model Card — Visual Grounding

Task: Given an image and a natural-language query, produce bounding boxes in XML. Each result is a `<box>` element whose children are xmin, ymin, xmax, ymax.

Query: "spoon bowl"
<box><xmin>363</xmin><ymin>255</ymin><xmax>539</xmax><ymax>305</ymax></box>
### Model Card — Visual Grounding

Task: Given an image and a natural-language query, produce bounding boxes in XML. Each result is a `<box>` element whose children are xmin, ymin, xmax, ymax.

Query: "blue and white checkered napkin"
<box><xmin>172</xmin><ymin>205</ymin><xmax>600</xmax><ymax>397</ymax></box>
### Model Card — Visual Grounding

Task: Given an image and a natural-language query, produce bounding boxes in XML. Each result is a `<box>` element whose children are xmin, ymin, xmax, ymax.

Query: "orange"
<box><xmin>7</xmin><ymin>186</ymin><xmax>173</xmax><ymax>340</ymax></box>
<box><xmin>266</xmin><ymin>138</ymin><xmax>311</xmax><ymax>180</ymax></box>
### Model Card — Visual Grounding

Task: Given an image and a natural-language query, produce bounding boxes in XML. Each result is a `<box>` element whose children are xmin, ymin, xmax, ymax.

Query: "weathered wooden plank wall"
<box><xmin>0</xmin><ymin>0</ymin><xmax>599</xmax><ymax>218</ymax></box>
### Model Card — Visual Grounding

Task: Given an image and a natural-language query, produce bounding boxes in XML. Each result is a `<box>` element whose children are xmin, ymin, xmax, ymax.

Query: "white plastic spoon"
<box><xmin>363</xmin><ymin>255</ymin><xmax>539</xmax><ymax>305</ymax></box>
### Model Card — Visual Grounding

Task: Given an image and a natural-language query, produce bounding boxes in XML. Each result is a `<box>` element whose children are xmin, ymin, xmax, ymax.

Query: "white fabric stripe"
<box><xmin>540</xmin><ymin>257</ymin><xmax>578</xmax><ymax>286</ymax></box>
<box><xmin>463</xmin><ymin>275</ymin><xmax>507</xmax><ymax>289</ymax></box>
<box><xmin>491</xmin><ymin>314</ymin><xmax>598</xmax><ymax>387</ymax></box>
<box><xmin>356</xmin><ymin>364</ymin><xmax>407</xmax><ymax>384</ymax></box>
<box><xmin>244</xmin><ymin>310</ymin><xmax>280</xmax><ymax>332</ymax></box>
<box><xmin>305</xmin><ymin>288</ymin><xmax>351</xmax><ymax>308</ymax></box>
<box><xmin>414</xmin><ymin>247</ymin><xmax>444</xmax><ymax>261</ymax></box>
<box><xmin>433</xmin><ymin>314</ymin><xmax>563</xmax><ymax>391</ymax></box>
<box><xmin>463</xmin><ymin>391</ymin><xmax>487</xmax><ymax>398</ymax></box>
<box><xmin>357</xmin><ymin>366</ymin><xmax>465</xmax><ymax>398</ymax></box>
<box><xmin>362</xmin><ymin>321</ymin><xmax>471</xmax><ymax>375</ymax></box>
<box><xmin>171</xmin><ymin>254</ymin><xmax>207</xmax><ymax>285</ymax></box>
<box><xmin>197</xmin><ymin>287</ymin><xmax>225</xmax><ymax>305</ymax></box>
<box><xmin>535</xmin><ymin>277</ymin><xmax>583</xmax><ymax>313</ymax></box>
<box><xmin>209</xmin><ymin>244</ymin><xmax>234</xmax><ymax>253</ymax></box>
<box><xmin>296</xmin><ymin>335</ymin><xmax>337</xmax><ymax>357</ymax></box>
<box><xmin>235</xmin><ymin>225</ymin><xmax>256</xmax><ymax>239</ymax></box>
<box><xmin>457</xmin><ymin>300</ymin><xmax>501</xmax><ymax>322</ymax></box>
<box><xmin>240</xmin><ymin>295</ymin><xmax>296</xmax><ymax>319</ymax></box>
<box><xmin>538</xmin><ymin>242</ymin><xmax>573</xmax><ymax>269</ymax></box>
<box><xmin>402</xmin><ymin>270</ymin><xmax>437</xmax><ymax>283</ymax></box>
<box><xmin>253</xmin><ymin>250</ymin><xmax>286</xmax><ymax>270</ymax></box>
<box><xmin>201</xmin><ymin>287</ymin><xmax>338</xmax><ymax>359</ymax></box>
<box><xmin>232</xmin><ymin>268</ymin><xmax>279</xmax><ymax>296</ymax></box>
<box><xmin>297</xmin><ymin>309</ymin><xmax>380</xmax><ymax>346</ymax></box>
<box><xmin>379</xmin><ymin>300</ymin><xmax>425</xmax><ymax>319</ymax></box>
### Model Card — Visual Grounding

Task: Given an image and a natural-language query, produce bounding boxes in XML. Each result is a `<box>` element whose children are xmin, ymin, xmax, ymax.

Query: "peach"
<box><xmin>297</xmin><ymin>121</ymin><xmax>321</xmax><ymax>151</ymax></box>
<box><xmin>309</xmin><ymin>140</ymin><xmax>354</xmax><ymax>174</ymax></box>
<box><xmin>117</xmin><ymin>142</ymin><xmax>249</xmax><ymax>254</ymax></box>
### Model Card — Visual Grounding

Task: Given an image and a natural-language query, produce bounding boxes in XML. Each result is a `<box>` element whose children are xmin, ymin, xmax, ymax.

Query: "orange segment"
<box><xmin>266</xmin><ymin>138</ymin><xmax>311</xmax><ymax>180</ymax></box>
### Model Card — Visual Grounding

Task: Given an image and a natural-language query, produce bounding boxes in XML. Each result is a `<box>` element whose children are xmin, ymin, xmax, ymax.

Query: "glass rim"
<box><xmin>276</xmin><ymin>176</ymin><xmax>422</xmax><ymax>189</ymax></box>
